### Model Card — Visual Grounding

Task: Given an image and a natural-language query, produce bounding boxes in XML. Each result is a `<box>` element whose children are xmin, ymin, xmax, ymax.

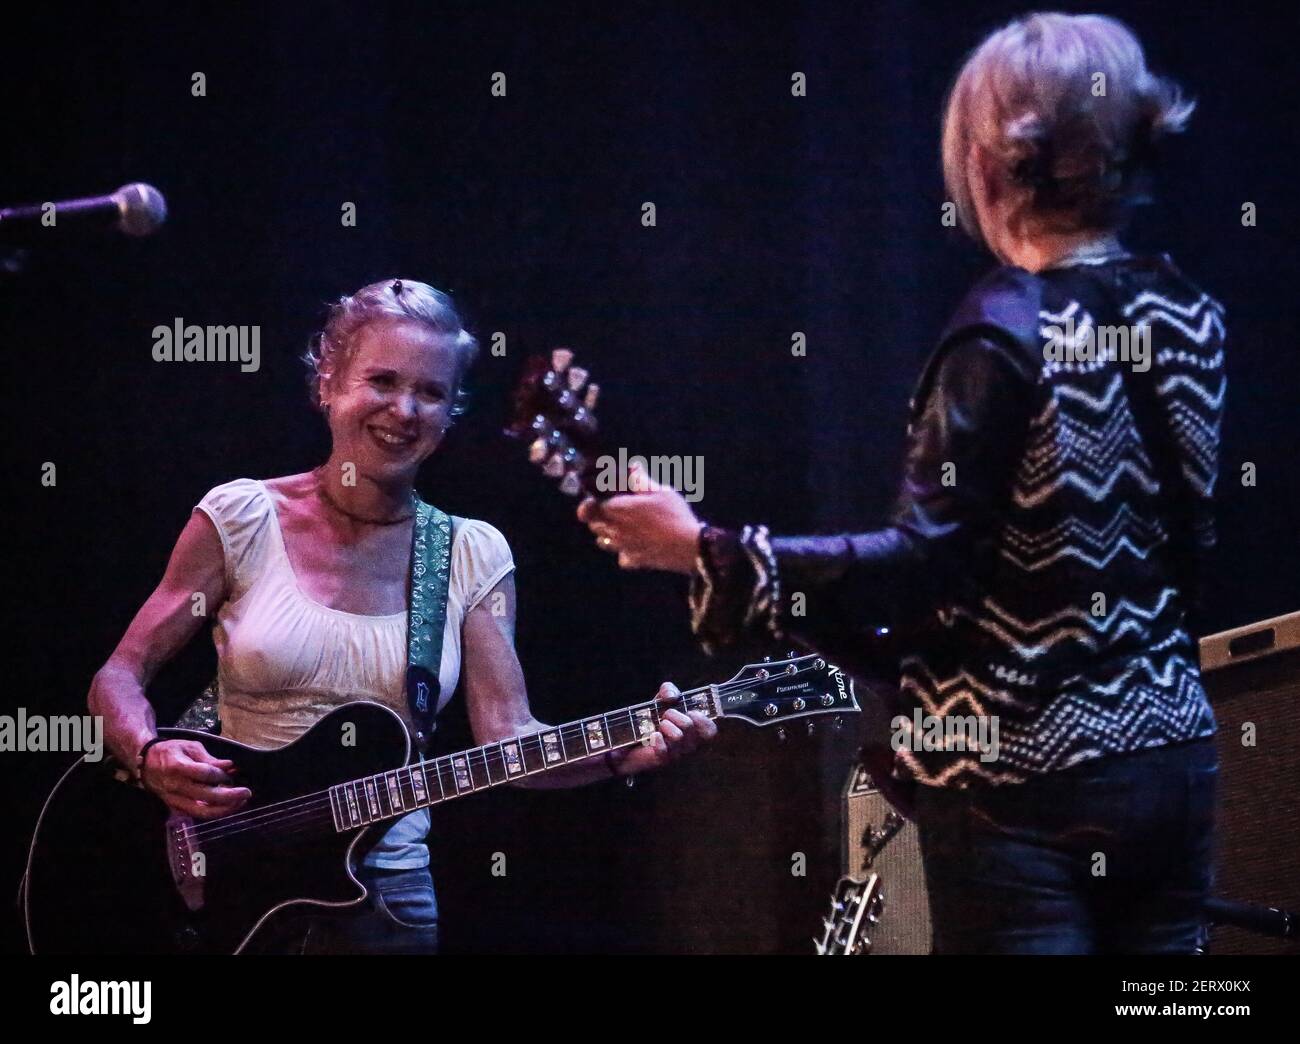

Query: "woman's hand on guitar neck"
<box><xmin>605</xmin><ymin>682</ymin><xmax>719</xmax><ymax>777</ymax></box>
<box><xmin>140</xmin><ymin>738</ymin><xmax>252</xmax><ymax>819</ymax></box>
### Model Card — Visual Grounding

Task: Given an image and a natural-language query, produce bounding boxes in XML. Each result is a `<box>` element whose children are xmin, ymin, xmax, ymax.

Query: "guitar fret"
<box><xmin>451</xmin><ymin>753</ymin><xmax>473</xmax><ymax>793</ymax></box>
<box><xmin>560</xmin><ymin>723</ymin><xmax>587</xmax><ymax>762</ymax></box>
<box><xmin>583</xmin><ymin>716</ymin><xmax>608</xmax><ymax>751</ymax></box>
<box><xmin>431</xmin><ymin>758</ymin><xmax>451</xmax><ymax>800</ymax></box>
<box><xmin>607</xmin><ymin>709</ymin><xmax>638</xmax><ymax>748</ymax></box>
<box><xmin>328</xmin><ymin>786</ymin><xmax>342</xmax><ymax>831</ymax></box>
<box><xmin>363</xmin><ymin>777</ymin><xmax>382</xmax><ymax>819</ymax></box>
<box><xmin>484</xmin><ymin>743</ymin><xmax>504</xmax><ymax>785</ymax></box>
<box><xmin>473</xmin><ymin>747</ymin><xmax>488</xmax><ymax>787</ymax></box>
<box><xmin>410</xmin><ymin>760</ymin><xmax>429</xmax><ymax>805</ymax></box>
<box><xmin>515</xmin><ymin>734</ymin><xmax>534</xmax><ymax>774</ymax></box>
<box><xmin>631</xmin><ymin>706</ymin><xmax>657</xmax><ymax>743</ymax></box>
<box><xmin>376</xmin><ymin>773</ymin><xmax>394</xmax><ymax>818</ymax></box>
<box><xmin>385</xmin><ymin>771</ymin><xmax>405</xmax><ymax>813</ymax></box>
<box><xmin>345</xmin><ymin>782</ymin><xmax>365</xmax><ymax>825</ymax></box>
<box><xmin>540</xmin><ymin>730</ymin><xmax>564</xmax><ymax>766</ymax></box>
<box><xmin>501</xmin><ymin>739</ymin><xmax>525</xmax><ymax>778</ymax></box>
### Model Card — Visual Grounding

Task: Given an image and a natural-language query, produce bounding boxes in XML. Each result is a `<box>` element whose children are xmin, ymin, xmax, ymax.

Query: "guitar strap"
<box><xmin>406</xmin><ymin>498</ymin><xmax>453</xmax><ymax>758</ymax></box>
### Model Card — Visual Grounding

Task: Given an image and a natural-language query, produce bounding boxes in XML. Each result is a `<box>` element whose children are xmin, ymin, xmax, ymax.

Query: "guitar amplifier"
<box><xmin>1200</xmin><ymin>610</ymin><xmax>1300</xmax><ymax>955</ymax></box>
<box><xmin>842</xmin><ymin>763</ymin><xmax>931</xmax><ymax>954</ymax></box>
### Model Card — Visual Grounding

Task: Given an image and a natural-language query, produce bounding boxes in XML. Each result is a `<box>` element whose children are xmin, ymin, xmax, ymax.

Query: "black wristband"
<box><xmin>136</xmin><ymin>736</ymin><xmax>165</xmax><ymax>781</ymax></box>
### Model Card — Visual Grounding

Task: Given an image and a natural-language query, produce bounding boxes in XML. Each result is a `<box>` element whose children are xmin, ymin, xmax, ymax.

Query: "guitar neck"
<box><xmin>329</xmin><ymin>690</ymin><xmax>718</xmax><ymax>832</ymax></box>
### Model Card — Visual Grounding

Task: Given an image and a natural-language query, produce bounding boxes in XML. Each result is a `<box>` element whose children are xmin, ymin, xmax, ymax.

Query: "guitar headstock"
<box><xmin>505</xmin><ymin>348</ymin><xmax>602</xmax><ymax>498</ymax></box>
<box><xmin>714</xmin><ymin>653</ymin><xmax>859</xmax><ymax>727</ymax></box>
<box><xmin>815</xmin><ymin>873</ymin><xmax>884</xmax><ymax>955</ymax></box>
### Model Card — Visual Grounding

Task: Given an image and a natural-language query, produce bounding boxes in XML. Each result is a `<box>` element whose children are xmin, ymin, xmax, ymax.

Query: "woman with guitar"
<box><xmin>580</xmin><ymin>13</ymin><xmax>1224</xmax><ymax>955</ymax></box>
<box><xmin>87</xmin><ymin>278</ymin><xmax>717</xmax><ymax>954</ymax></box>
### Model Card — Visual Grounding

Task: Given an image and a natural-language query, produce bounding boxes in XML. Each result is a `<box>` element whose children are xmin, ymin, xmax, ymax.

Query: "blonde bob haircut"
<box><xmin>942</xmin><ymin>12</ymin><xmax>1195</xmax><ymax>244</ymax></box>
<box><xmin>303</xmin><ymin>279</ymin><xmax>479</xmax><ymax>416</ymax></box>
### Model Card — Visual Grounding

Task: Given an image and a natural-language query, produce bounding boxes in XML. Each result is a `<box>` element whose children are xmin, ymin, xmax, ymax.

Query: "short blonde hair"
<box><xmin>942</xmin><ymin>12</ymin><xmax>1195</xmax><ymax>242</ymax></box>
<box><xmin>303</xmin><ymin>279</ymin><xmax>479</xmax><ymax>415</ymax></box>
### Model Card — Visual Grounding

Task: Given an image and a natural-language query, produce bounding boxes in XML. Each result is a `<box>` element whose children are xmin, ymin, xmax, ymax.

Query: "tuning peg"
<box><xmin>776</xmin><ymin>727</ymin><xmax>786</xmax><ymax>743</ymax></box>
<box><xmin>807</xmin><ymin>721</ymin><xmax>816</xmax><ymax>736</ymax></box>
<box><xmin>834</xmin><ymin>715</ymin><xmax>844</xmax><ymax>730</ymax></box>
<box><xmin>813</xmin><ymin>938</ymin><xmax>827</xmax><ymax>955</ymax></box>
<box><xmin>787</xmin><ymin>650</ymin><xmax>796</xmax><ymax>658</ymax></box>
<box><xmin>528</xmin><ymin>437</ymin><xmax>548</xmax><ymax>464</ymax></box>
<box><xmin>551</xmin><ymin>348</ymin><xmax>573</xmax><ymax>372</ymax></box>
<box><xmin>542</xmin><ymin>453</ymin><xmax>566</xmax><ymax>478</ymax></box>
<box><xmin>584</xmin><ymin>383</ymin><xmax>600</xmax><ymax>410</ymax></box>
<box><xmin>762</xmin><ymin>655</ymin><xmax>771</xmax><ymax>662</ymax></box>
<box><xmin>558</xmin><ymin>472</ymin><xmax>582</xmax><ymax>497</ymax></box>
<box><xmin>566</xmin><ymin>366</ymin><xmax>589</xmax><ymax>391</ymax></box>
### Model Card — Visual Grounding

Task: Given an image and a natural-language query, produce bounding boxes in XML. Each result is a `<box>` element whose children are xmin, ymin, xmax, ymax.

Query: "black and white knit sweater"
<box><xmin>691</xmin><ymin>254</ymin><xmax>1225</xmax><ymax>788</ymax></box>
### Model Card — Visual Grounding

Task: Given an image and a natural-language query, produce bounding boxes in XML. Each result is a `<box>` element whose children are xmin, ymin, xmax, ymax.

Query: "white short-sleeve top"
<box><xmin>194</xmin><ymin>477</ymin><xmax>514</xmax><ymax>868</ymax></box>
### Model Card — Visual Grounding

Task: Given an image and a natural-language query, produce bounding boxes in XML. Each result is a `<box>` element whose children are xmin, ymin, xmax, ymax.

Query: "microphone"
<box><xmin>0</xmin><ymin>183</ymin><xmax>167</xmax><ymax>237</ymax></box>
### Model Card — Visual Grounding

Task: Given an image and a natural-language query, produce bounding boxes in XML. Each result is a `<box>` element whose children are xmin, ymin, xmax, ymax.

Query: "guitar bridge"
<box><xmin>166</xmin><ymin>813</ymin><xmax>206</xmax><ymax>912</ymax></box>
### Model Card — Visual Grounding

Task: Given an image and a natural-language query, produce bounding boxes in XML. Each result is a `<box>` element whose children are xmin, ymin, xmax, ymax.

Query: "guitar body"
<box><xmin>25</xmin><ymin>702</ymin><xmax>409</xmax><ymax>955</ymax></box>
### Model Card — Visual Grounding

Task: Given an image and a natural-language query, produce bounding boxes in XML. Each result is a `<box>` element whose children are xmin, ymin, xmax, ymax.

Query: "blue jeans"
<box><xmin>248</xmin><ymin>865</ymin><xmax>439</xmax><ymax>955</ymax></box>
<box><xmin>914</xmin><ymin>738</ymin><xmax>1217</xmax><ymax>954</ymax></box>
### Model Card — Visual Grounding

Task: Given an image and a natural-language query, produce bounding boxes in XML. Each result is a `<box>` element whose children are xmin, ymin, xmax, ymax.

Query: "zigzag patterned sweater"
<box><xmin>691</xmin><ymin>254</ymin><xmax>1225</xmax><ymax>787</ymax></box>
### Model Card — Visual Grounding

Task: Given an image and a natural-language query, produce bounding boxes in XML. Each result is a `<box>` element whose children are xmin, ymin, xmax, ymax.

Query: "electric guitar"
<box><xmin>24</xmin><ymin>654</ymin><xmax>858</xmax><ymax>955</ymax></box>
<box><xmin>815</xmin><ymin>808</ymin><xmax>906</xmax><ymax>955</ymax></box>
<box><xmin>506</xmin><ymin>348</ymin><xmax>917</xmax><ymax>816</ymax></box>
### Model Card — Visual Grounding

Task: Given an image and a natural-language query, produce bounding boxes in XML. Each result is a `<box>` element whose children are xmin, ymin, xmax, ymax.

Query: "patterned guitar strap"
<box><xmin>406</xmin><ymin>498</ymin><xmax>453</xmax><ymax>758</ymax></box>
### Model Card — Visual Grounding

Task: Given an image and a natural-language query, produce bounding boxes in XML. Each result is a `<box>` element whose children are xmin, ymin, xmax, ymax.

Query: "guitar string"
<box><xmin>188</xmin><ymin>659</ymin><xmax>829</xmax><ymax>846</ymax></box>
<box><xmin>188</xmin><ymin>663</ymin><xmax>828</xmax><ymax>846</ymax></box>
<box><xmin>188</xmin><ymin>702</ymin><xmax>687</xmax><ymax>845</ymax></box>
<box><xmin>184</xmin><ymin>722</ymin><xmax>690</xmax><ymax>847</ymax></box>
<box><xmin>188</xmin><ymin>659</ymin><xmax>818</xmax><ymax>843</ymax></box>
<box><xmin>190</xmin><ymin>707</ymin><xmax>690</xmax><ymax>846</ymax></box>
<box><xmin>188</xmin><ymin>686</ymin><xmax>835</xmax><ymax>850</ymax></box>
<box><xmin>186</xmin><ymin>688</ymin><xmax>710</xmax><ymax>844</ymax></box>
<box><xmin>185</xmin><ymin>676</ymin><xmax>764</xmax><ymax>846</ymax></box>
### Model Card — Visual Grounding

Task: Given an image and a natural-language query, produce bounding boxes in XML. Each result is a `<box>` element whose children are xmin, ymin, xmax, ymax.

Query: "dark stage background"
<box><xmin>3</xmin><ymin>1</ymin><xmax>1297</xmax><ymax>953</ymax></box>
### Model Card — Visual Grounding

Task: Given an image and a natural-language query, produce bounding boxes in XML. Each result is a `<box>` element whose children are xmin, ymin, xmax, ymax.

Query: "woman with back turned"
<box><xmin>580</xmin><ymin>13</ymin><xmax>1225</xmax><ymax>954</ymax></box>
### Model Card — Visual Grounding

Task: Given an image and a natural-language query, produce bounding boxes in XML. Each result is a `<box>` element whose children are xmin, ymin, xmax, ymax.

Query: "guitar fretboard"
<box><xmin>328</xmin><ymin>690</ymin><xmax>717</xmax><ymax>832</ymax></box>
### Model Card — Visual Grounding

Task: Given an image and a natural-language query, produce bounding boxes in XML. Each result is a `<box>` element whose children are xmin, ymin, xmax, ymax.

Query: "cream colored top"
<box><xmin>195</xmin><ymin>477</ymin><xmax>514</xmax><ymax>867</ymax></box>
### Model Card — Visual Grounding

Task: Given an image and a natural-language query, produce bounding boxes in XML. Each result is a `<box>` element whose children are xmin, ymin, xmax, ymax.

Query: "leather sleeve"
<box><xmin>689</xmin><ymin>334</ymin><xmax>1036</xmax><ymax>653</ymax></box>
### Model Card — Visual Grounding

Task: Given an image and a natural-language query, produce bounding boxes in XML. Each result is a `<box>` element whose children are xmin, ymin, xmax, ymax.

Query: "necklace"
<box><xmin>313</xmin><ymin>468</ymin><xmax>415</xmax><ymax>526</ymax></box>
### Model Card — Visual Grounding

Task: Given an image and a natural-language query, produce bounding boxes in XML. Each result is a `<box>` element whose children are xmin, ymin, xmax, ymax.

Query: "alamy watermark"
<box><xmin>891</xmin><ymin>709</ymin><xmax>1000</xmax><ymax>763</ymax></box>
<box><xmin>50</xmin><ymin>976</ymin><xmax>150</xmax><ymax>1024</ymax></box>
<box><xmin>593</xmin><ymin>447</ymin><xmax>704</xmax><ymax>503</ymax></box>
<box><xmin>1043</xmin><ymin>315</ymin><xmax>1150</xmax><ymax>372</ymax></box>
<box><xmin>152</xmin><ymin>318</ymin><xmax>260</xmax><ymax>372</ymax></box>
<box><xmin>0</xmin><ymin>709</ymin><xmax>103</xmax><ymax>760</ymax></box>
